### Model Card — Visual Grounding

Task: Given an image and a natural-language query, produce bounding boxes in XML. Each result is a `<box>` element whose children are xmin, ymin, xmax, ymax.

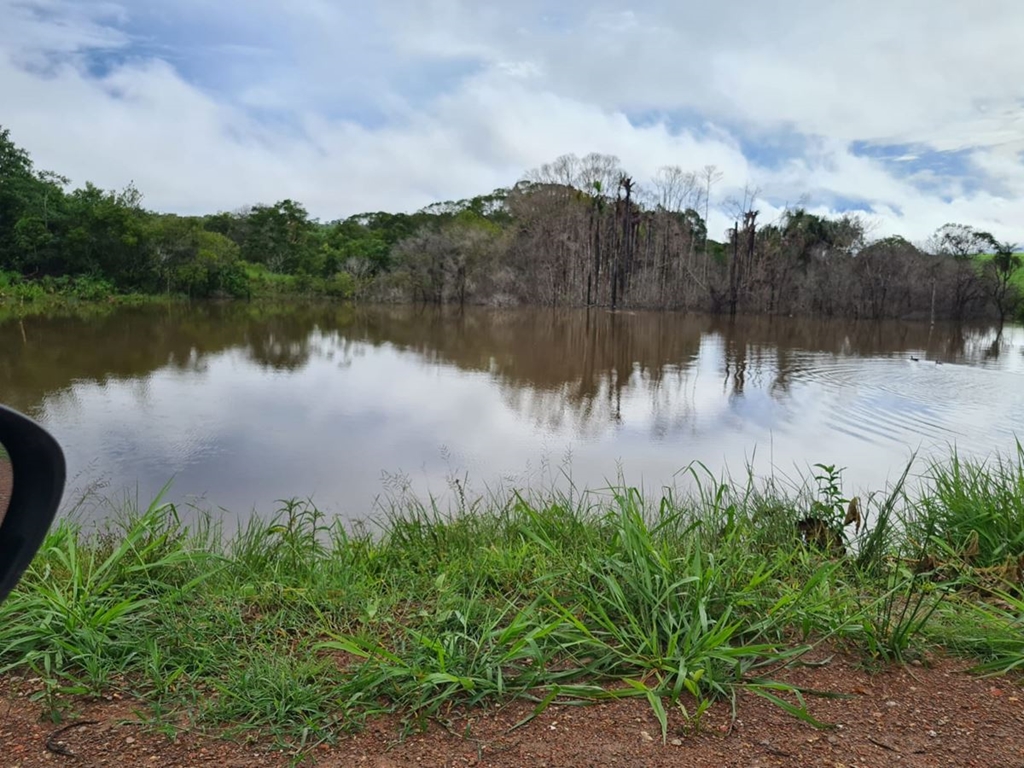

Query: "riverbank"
<box><xmin>3</xmin><ymin>262</ymin><xmax>1024</xmax><ymax>324</ymax></box>
<box><xmin>0</xmin><ymin>272</ymin><xmax>177</xmax><ymax>322</ymax></box>
<box><xmin>0</xmin><ymin>261</ymin><xmax>363</xmax><ymax>313</ymax></box>
<box><xmin>0</xmin><ymin>279</ymin><xmax>346</xmax><ymax>323</ymax></box>
<box><xmin>0</xmin><ymin>452</ymin><xmax>1022</xmax><ymax>764</ymax></box>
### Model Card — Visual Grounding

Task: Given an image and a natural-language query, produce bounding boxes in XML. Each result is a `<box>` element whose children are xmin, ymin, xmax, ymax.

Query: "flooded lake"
<box><xmin>2</xmin><ymin>303</ymin><xmax>1022</xmax><ymax>525</ymax></box>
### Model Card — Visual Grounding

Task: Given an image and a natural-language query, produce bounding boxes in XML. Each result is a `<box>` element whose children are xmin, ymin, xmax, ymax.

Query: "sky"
<box><xmin>3</xmin><ymin>0</ymin><xmax>1024</xmax><ymax>244</ymax></box>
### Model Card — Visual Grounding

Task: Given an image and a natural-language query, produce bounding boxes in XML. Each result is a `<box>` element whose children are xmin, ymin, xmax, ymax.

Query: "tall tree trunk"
<box><xmin>728</xmin><ymin>223</ymin><xmax>739</xmax><ymax>316</ymax></box>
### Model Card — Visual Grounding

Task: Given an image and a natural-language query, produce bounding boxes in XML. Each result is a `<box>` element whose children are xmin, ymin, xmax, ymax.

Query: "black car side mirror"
<box><xmin>0</xmin><ymin>404</ymin><xmax>66</xmax><ymax>605</ymax></box>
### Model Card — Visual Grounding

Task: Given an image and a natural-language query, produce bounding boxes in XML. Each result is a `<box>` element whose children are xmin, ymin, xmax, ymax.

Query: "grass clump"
<box><xmin>1</xmin><ymin>451</ymin><xmax>1023</xmax><ymax>754</ymax></box>
<box><xmin>912</xmin><ymin>443</ymin><xmax>1024</xmax><ymax>575</ymax></box>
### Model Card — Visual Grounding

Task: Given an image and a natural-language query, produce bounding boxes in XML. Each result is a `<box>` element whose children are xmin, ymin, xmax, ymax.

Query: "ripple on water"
<box><xmin>793</xmin><ymin>353</ymin><xmax>1024</xmax><ymax>454</ymax></box>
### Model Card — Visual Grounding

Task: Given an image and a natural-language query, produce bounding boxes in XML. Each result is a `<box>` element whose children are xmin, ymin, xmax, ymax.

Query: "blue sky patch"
<box><xmin>850</xmin><ymin>141</ymin><xmax>986</xmax><ymax>198</ymax></box>
<box><xmin>65</xmin><ymin>4</ymin><xmax>486</xmax><ymax>129</ymax></box>
<box><xmin>827</xmin><ymin>195</ymin><xmax>881</xmax><ymax>214</ymax></box>
<box><xmin>733</xmin><ymin>125</ymin><xmax>813</xmax><ymax>171</ymax></box>
<box><xmin>624</xmin><ymin>109</ymin><xmax>812</xmax><ymax>172</ymax></box>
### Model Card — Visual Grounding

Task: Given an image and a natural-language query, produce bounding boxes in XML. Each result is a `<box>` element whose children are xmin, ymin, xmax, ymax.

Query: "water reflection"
<box><xmin>0</xmin><ymin>303</ymin><xmax>1021</xmax><ymax>524</ymax></box>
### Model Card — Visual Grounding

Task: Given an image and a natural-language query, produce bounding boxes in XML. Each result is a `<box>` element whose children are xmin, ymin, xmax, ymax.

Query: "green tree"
<box><xmin>203</xmin><ymin>209</ymin><xmax>251</xmax><ymax>248</ymax></box>
<box><xmin>351</xmin><ymin>211</ymin><xmax>423</xmax><ymax>245</ymax></box>
<box><xmin>0</xmin><ymin>126</ymin><xmax>36</xmax><ymax>265</ymax></box>
<box><xmin>149</xmin><ymin>215</ymin><xmax>246</xmax><ymax>297</ymax></box>
<box><xmin>150</xmin><ymin>214</ymin><xmax>201</xmax><ymax>292</ymax></box>
<box><xmin>984</xmin><ymin>240</ymin><xmax>1022</xmax><ymax>328</ymax></box>
<box><xmin>60</xmin><ymin>182</ymin><xmax>154</xmax><ymax>289</ymax></box>
<box><xmin>321</xmin><ymin>220</ymin><xmax>392</xmax><ymax>277</ymax></box>
<box><xmin>241</xmin><ymin>200</ymin><xmax>318</xmax><ymax>274</ymax></box>
<box><xmin>931</xmin><ymin>223</ymin><xmax>991</xmax><ymax>319</ymax></box>
<box><xmin>176</xmin><ymin>231</ymin><xmax>247</xmax><ymax>298</ymax></box>
<box><xmin>0</xmin><ymin>127</ymin><xmax>70</xmax><ymax>275</ymax></box>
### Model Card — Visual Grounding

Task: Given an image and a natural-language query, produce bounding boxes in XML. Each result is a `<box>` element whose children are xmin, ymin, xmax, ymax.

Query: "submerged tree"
<box><xmin>985</xmin><ymin>240</ymin><xmax>1023</xmax><ymax>329</ymax></box>
<box><xmin>931</xmin><ymin>223</ymin><xmax>992</xmax><ymax>320</ymax></box>
<box><xmin>1</xmin><ymin>124</ymin><xmax>1020</xmax><ymax>323</ymax></box>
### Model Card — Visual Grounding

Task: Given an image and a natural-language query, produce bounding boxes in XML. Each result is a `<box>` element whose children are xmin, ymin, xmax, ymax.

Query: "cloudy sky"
<box><xmin>3</xmin><ymin>0</ymin><xmax>1024</xmax><ymax>243</ymax></box>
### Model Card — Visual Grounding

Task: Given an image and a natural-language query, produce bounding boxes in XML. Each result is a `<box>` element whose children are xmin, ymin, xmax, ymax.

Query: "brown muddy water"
<box><xmin>1</xmin><ymin>303</ymin><xmax>1022</xmax><ymax>525</ymax></box>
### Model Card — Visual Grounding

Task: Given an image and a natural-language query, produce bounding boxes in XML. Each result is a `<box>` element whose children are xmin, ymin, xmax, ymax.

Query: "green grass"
<box><xmin>1</xmin><ymin>454</ymin><xmax>1023</xmax><ymax>755</ymax></box>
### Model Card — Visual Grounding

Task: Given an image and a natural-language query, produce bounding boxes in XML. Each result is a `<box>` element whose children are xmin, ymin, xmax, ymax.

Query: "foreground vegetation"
<box><xmin>1</xmin><ymin>450</ymin><xmax>1022</xmax><ymax>755</ymax></box>
<box><xmin>2</xmin><ymin>126</ymin><xmax>1022</xmax><ymax>321</ymax></box>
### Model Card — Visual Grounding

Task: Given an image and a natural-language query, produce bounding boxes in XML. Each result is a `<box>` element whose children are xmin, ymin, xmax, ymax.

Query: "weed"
<box><xmin>1</xmin><ymin>454</ymin><xmax>1022</xmax><ymax>746</ymax></box>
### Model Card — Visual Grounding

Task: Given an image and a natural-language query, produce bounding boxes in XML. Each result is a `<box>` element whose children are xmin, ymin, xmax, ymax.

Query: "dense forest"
<box><xmin>1</xmin><ymin>126</ymin><xmax>1021</xmax><ymax>323</ymax></box>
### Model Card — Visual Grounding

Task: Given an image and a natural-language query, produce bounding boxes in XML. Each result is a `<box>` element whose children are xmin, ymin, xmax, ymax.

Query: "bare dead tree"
<box><xmin>652</xmin><ymin>166</ymin><xmax>699</xmax><ymax>213</ymax></box>
<box><xmin>578</xmin><ymin>153</ymin><xmax>623</xmax><ymax>196</ymax></box>
<box><xmin>389</xmin><ymin>154</ymin><xmax>1011</xmax><ymax>324</ymax></box>
<box><xmin>699</xmin><ymin>165</ymin><xmax>724</xmax><ymax>276</ymax></box>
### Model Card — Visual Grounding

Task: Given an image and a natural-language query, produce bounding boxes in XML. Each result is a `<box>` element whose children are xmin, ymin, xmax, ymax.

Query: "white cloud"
<box><xmin>390</xmin><ymin>1</ymin><xmax>1024</xmax><ymax>147</ymax></box>
<box><xmin>2</xmin><ymin>0</ymin><xmax>1023</xmax><ymax>243</ymax></box>
<box><xmin>0</xmin><ymin>0</ymin><xmax>126</xmax><ymax>59</ymax></box>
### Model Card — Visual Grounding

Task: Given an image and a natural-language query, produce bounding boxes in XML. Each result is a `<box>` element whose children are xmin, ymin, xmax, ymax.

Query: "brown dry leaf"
<box><xmin>844</xmin><ymin>497</ymin><xmax>862</xmax><ymax>532</ymax></box>
<box><xmin>964</xmin><ymin>529</ymin><xmax>980</xmax><ymax>560</ymax></box>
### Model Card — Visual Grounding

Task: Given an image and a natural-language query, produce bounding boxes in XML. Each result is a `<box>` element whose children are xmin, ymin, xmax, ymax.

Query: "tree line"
<box><xmin>1</xmin><ymin>127</ymin><xmax>1021</xmax><ymax>323</ymax></box>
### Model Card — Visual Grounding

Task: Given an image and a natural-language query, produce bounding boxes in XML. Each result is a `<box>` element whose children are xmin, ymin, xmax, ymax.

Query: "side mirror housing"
<box><xmin>0</xmin><ymin>405</ymin><xmax>66</xmax><ymax>605</ymax></box>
